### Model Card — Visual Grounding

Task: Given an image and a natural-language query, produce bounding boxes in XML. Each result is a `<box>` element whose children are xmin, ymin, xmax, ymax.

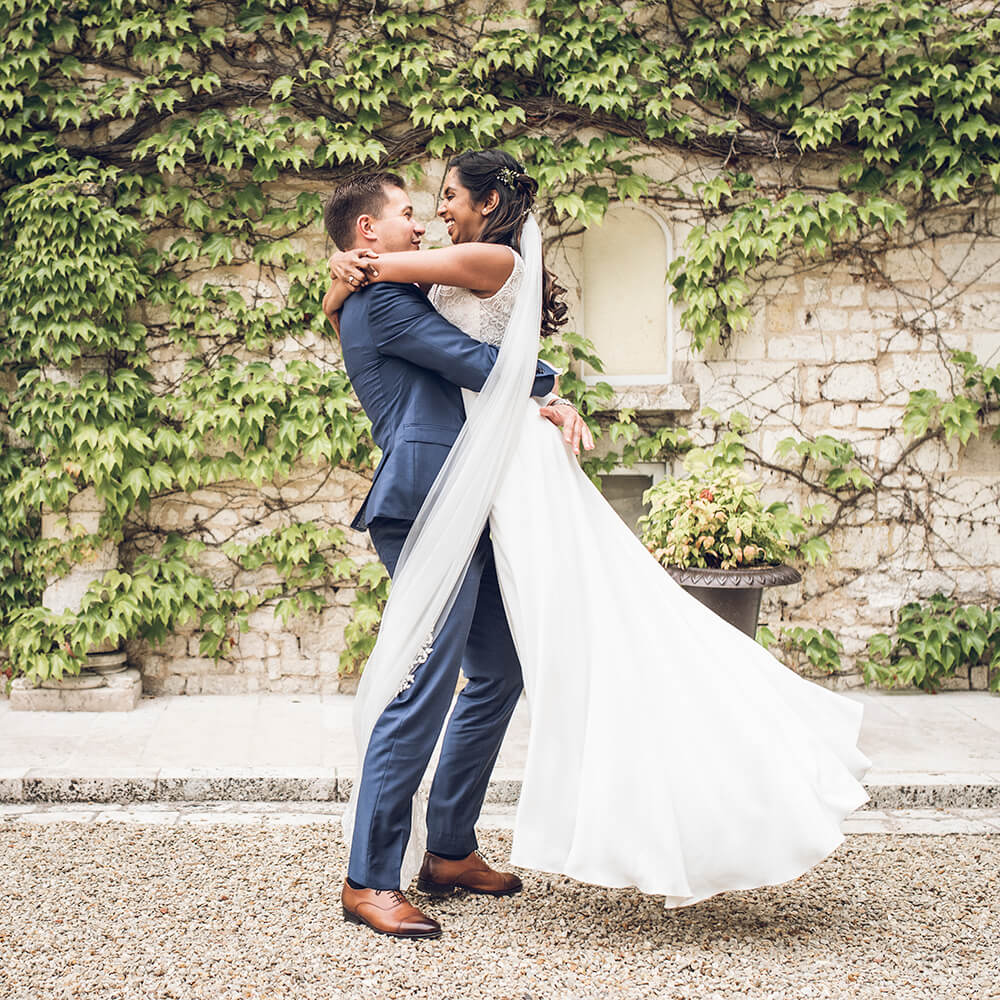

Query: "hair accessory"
<box><xmin>495</xmin><ymin>166</ymin><xmax>517</xmax><ymax>188</ymax></box>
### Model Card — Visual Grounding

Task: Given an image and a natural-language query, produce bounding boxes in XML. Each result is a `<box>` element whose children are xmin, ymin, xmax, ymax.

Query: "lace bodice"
<box><xmin>428</xmin><ymin>249</ymin><xmax>523</xmax><ymax>345</ymax></box>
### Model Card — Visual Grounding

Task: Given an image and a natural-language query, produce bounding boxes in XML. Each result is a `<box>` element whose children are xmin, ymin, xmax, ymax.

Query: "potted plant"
<box><xmin>638</xmin><ymin>447</ymin><xmax>825</xmax><ymax>638</ymax></box>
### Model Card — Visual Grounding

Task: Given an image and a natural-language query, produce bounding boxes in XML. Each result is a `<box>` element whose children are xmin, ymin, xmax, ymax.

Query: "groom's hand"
<box><xmin>539</xmin><ymin>402</ymin><xmax>594</xmax><ymax>457</ymax></box>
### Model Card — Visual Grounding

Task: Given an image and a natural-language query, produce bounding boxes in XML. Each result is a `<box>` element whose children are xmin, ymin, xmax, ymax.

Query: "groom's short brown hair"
<box><xmin>324</xmin><ymin>172</ymin><xmax>405</xmax><ymax>250</ymax></box>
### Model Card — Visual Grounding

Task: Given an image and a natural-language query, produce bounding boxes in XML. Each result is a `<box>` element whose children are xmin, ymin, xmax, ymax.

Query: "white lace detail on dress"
<box><xmin>429</xmin><ymin>251</ymin><xmax>524</xmax><ymax>346</ymax></box>
<box><xmin>395</xmin><ymin>629</ymin><xmax>435</xmax><ymax>697</ymax></box>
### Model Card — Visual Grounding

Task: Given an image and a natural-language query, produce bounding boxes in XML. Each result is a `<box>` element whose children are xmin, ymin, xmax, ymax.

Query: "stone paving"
<box><xmin>3</xmin><ymin>689</ymin><xmax>1000</xmax><ymax>808</ymax></box>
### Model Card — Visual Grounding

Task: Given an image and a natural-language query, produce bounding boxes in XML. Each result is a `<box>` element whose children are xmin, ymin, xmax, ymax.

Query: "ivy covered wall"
<box><xmin>1</xmin><ymin>0</ymin><xmax>998</xmax><ymax>694</ymax></box>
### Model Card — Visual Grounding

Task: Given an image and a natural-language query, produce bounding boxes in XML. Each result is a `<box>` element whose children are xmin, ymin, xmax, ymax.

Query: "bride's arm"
<box><xmin>321</xmin><ymin>279</ymin><xmax>354</xmax><ymax>335</ymax></box>
<box><xmin>364</xmin><ymin>244</ymin><xmax>516</xmax><ymax>295</ymax></box>
<box><xmin>371</xmin><ymin>244</ymin><xmax>513</xmax><ymax>293</ymax></box>
<box><xmin>323</xmin><ymin>243</ymin><xmax>515</xmax><ymax>331</ymax></box>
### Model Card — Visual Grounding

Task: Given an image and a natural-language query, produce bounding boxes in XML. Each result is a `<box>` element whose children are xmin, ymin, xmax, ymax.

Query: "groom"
<box><xmin>323</xmin><ymin>173</ymin><xmax>587</xmax><ymax>939</ymax></box>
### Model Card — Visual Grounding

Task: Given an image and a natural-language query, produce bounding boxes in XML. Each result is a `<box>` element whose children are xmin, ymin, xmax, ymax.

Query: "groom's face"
<box><xmin>366</xmin><ymin>184</ymin><xmax>426</xmax><ymax>253</ymax></box>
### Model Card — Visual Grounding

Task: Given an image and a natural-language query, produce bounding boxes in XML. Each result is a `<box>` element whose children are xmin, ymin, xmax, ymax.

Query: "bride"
<box><xmin>325</xmin><ymin>149</ymin><xmax>869</xmax><ymax>908</ymax></box>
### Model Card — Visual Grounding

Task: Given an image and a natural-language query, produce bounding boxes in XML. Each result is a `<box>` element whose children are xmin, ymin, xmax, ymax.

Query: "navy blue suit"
<box><xmin>339</xmin><ymin>281</ymin><xmax>554</xmax><ymax>888</ymax></box>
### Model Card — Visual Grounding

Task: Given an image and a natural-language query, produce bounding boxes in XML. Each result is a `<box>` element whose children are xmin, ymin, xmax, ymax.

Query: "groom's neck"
<box><xmin>354</xmin><ymin>238</ymin><xmax>385</xmax><ymax>255</ymax></box>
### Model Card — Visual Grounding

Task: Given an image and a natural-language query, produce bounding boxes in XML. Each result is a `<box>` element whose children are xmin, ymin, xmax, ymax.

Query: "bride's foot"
<box><xmin>416</xmin><ymin>850</ymin><xmax>523</xmax><ymax>897</ymax></box>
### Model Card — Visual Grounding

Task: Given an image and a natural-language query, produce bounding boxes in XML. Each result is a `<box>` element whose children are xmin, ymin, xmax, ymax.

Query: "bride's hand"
<box><xmin>329</xmin><ymin>248</ymin><xmax>380</xmax><ymax>289</ymax></box>
<box><xmin>322</xmin><ymin>279</ymin><xmax>353</xmax><ymax>333</ymax></box>
<box><xmin>539</xmin><ymin>401</ymin><xmax>595</xmax><ymax>457</ymax></box>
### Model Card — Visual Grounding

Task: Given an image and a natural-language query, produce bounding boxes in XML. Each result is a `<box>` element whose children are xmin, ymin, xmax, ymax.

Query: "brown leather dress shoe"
<box><xmin>416</xmin><ymin>851</ymin><xmax>523</xmax><ymax>897</ymax></box>
<box><xmin>341</xmin><ymin>882</ymin><xmax>442</xmax><ymax>939</ymax></box>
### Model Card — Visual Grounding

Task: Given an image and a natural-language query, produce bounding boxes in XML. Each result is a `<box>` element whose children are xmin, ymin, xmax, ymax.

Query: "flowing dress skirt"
<box><xmin>471</xmin><ymin>390</ymin><xmax>871</xmax><ymax>908</ymax></box>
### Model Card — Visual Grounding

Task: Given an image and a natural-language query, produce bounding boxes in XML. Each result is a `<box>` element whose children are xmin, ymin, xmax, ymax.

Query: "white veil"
<box><xmin>342</xmin><ymin>215</ymin><xmax>544</xmax><ymax>885</ymax></box>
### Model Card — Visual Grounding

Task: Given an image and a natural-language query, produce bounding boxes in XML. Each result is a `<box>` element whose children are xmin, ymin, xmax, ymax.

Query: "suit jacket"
<box><xmin>339</xmin><ymin>281</ymin><xmax>556</xmax><ymax>531</ymax></box>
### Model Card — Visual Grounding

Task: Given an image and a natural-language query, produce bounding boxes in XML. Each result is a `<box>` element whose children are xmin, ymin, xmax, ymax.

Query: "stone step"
<box><xmin>2</xmin><ymin>768</ymin><xmax>998</xmax><ymax>810</ymax></box>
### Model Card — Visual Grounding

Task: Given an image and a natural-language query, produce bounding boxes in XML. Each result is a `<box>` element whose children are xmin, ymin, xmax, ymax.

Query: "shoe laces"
<box><xmin>374</xmin><ymin>889</ymin><xmax>407</xmax><ymax>906</ymax></box>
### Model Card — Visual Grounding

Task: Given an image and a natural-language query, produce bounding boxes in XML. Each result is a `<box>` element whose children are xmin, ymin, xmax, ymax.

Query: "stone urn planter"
<box><xmin>638</xmin><ymin>446</ymin><xmax>826</xmax><ymax>641</ymax></box>
<box><xmin>9</xmin><ymin>482</ymin><xmax>141</xmax><ymax>711</ymax></box>
<box><xmin>665</xmin><ymin>564</ymin><xmax>801</xmax><ymax>638</ymax></box>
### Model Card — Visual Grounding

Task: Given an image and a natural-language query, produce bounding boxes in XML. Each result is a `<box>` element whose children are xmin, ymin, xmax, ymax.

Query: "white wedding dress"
<box><xmin>428</xmin><ymin>252</ymin><xmax>870</xmax><ymax>908</ymax></box>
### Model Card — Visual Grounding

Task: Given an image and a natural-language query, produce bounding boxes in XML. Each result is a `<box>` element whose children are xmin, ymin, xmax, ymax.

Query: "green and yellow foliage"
<box><xmin>864</xmin><ymin>595</ymin><xmax>1000</xmax><ymax>693</ymax></box>
<box><xmin>638</xmin><ymin>412</ymin><xmax>829</xmax><ymax>570</ymax></box>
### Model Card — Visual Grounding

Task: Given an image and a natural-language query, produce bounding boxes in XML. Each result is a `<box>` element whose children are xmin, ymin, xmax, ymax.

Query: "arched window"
<box><xmin>579</xmin><ymin>202</ymin><xmax>679</xmax><ymax>534</ymax></box>
<box><xmin>581</xmin><ymin>202</ymin><xmax>674</xmax><ymax>384</ymax></box>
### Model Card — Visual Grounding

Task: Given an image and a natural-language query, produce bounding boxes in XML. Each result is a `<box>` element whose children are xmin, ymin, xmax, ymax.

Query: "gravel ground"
<box><xmin>1</xmin><ymin>824</ymin><xmax>996</xmax><ymax>1000</ymax></box>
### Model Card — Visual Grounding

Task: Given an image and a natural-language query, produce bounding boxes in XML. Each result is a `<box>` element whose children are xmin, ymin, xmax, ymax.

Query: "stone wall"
<box><xmin>678</xmin><ymin>229</ymin><xmax>1000</xmax><ymax>690</ymax></box>
<box><xmin>128</xmin><ymin>466</ymin><xmax>375</xmax><ymax>695</ymax></box>
<box><xmin>118</xmin><ymin>163</ymin><xmax>1000</xmax><ymax>695</ymax></box>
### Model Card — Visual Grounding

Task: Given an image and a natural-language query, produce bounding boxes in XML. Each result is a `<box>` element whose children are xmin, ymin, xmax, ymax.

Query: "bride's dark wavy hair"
<box><xmin>447</xmin><ymin>149</ymin><xmax>568</xmax><ymax>336</ymax></box>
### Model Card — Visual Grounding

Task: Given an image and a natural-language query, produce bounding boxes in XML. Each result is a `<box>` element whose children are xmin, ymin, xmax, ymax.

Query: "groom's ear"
<box><xmin>357</xmin><ymin>213</ymin><xmax>377</xmax><ymax>239</ymax></box>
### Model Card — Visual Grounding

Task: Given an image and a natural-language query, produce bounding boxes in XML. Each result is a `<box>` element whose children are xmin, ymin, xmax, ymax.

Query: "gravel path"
<box><xmin>1</xmin><ymin>824</ymin><xmax>996</xmax><ymax>1000</ymax></box>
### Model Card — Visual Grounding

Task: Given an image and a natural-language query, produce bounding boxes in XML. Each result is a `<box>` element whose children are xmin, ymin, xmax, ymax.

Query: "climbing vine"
<box><xmin>864</xmin><ymin>594</ymin><xmax>1000</xmax><ymax>692</ymax></box>
<box><xmin>1</xmin><ymin>0</ymin><xmax>998</xmax><ymax>688</ymax></box>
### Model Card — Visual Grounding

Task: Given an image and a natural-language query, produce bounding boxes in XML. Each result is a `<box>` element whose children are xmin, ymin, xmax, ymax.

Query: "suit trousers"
<box><xmin>347</xmin><ymin>516</ymin><xmax>524</xmax><ymax>889</ymax></box>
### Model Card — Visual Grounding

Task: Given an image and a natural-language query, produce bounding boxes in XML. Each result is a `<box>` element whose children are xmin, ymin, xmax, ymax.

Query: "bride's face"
<box><xmin>438</xmin><ymin>168</ymin><xmax>490</xmax><ymax>244</ymax></box>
